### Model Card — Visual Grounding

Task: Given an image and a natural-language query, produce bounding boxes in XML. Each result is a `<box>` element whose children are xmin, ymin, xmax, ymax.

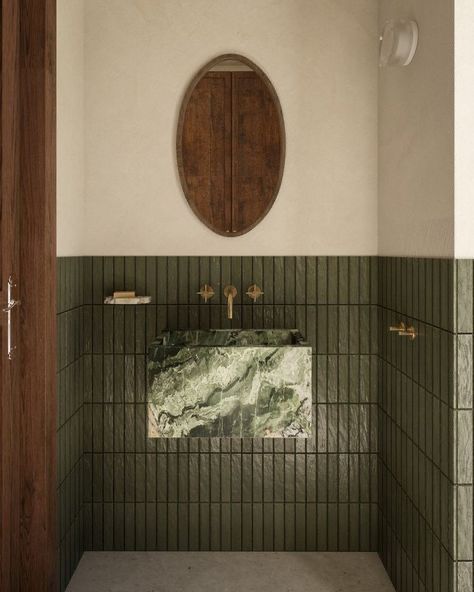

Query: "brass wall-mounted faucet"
<box><xmin>198</xmin><ymin>283</ymin><xmax>262</xmax><ymax>319</ymax></box>
<box><xmin>224</xmin><ymin>285</ymin><xmax>237</xmax><ymax>319</ymax></box>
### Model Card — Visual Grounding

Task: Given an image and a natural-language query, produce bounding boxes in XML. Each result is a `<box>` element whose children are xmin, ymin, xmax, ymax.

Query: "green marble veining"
<box><xmin>148</xmin><ymin>330</ymin><xmax>312</xmax><ymax>438</ymax></box>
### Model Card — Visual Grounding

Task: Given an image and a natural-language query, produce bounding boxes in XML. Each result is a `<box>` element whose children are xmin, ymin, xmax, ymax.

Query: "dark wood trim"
<box><xmin>18</xmin><ymin>0</ymin><xmax>57</xmax><ymax>590</ymax></box>
<box><xmin>176</xmin><ymin>53</ymin><xmax>286</xmax><ymax>237</ymax></box>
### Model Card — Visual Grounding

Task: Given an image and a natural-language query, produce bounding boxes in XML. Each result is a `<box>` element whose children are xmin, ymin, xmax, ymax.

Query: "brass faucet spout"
<box><xmin>224</xmin><ymin>285</ymin><xmax>237</xmax><ymax>320</ymax></box>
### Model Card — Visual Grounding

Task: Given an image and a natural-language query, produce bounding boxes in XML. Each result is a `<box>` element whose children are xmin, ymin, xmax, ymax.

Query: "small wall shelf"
<box><xmin>104</xmin><ymin>296</ymin><xmax>151</xmax><ymax>304</ymax></box>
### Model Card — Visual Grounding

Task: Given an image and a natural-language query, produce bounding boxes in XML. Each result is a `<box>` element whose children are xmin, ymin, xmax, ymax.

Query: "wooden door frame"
<box><xmin>1</xmin><ymin>1</ymin><xmax>57</xmax><ymax>590</ymax></box>
<box><xmin>19</xmin><ymin>0</ymin><xmax>57</xmax><ymax>589</ymax></box>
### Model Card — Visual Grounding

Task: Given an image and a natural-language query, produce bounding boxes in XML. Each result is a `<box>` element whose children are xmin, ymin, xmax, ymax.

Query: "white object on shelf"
<box><xmin>379</xmin><ymin>20</ymin><xmax>418</xmax><ymax>67</ymax></box>
<box><xmin>104</xmin><ymin>296</ymin><xmax>152</xmax><ymax>304</ymax></box>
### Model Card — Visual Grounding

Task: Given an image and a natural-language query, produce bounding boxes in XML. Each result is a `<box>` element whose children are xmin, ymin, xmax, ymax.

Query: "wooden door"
<box><xmin>0</xmin><ymin>1</ymin><xmax>57</xmax><ymax>590</ymax></box>
<box><xmin>0</xmin><ymin>2</ymin><xmax>21</xmax><ymax>590</ymax></box>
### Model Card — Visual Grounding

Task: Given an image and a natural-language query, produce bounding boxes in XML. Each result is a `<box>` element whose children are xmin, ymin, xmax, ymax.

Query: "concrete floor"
<box><xmin>66</xmin><ymin>552</ymin><xmax>395</xmax><ymax>592</ymax></box>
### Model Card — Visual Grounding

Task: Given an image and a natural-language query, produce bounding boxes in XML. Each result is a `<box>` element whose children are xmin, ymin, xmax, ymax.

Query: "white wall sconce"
<box><xmin>379</xmin><ymin>20</ymin><xmax>419</xmax><ymax>67</ymax></box>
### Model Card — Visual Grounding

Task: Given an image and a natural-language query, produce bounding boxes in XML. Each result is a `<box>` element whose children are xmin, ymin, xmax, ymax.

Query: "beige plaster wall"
<box><xmin>57</xmin><ymin>0</ymin><xmax>85</xmax><ymax>256</ymax></box>
<box><xmin>77</xmin><ymin>0</ymin><xmax>379</xmax><ymax>256</ymax></box>
<box><xmin>378</xmin><ymin>0</ymin><xmax>455</xmax><ymax>257</ymax></box>
<box><xmin>455</xmin><ymin>0</ymin><xmax>474</xmax><ymax>258</ymax></box>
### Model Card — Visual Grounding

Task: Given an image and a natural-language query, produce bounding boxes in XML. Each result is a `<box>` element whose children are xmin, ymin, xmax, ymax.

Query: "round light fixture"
<box><xmin>379</xmin><ymin>20</ymin><xmax>419</xmax><ymax>67</ymax></box>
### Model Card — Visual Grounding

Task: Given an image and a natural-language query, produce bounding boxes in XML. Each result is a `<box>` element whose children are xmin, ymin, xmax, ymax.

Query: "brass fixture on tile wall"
<box><xmin>198</xmin><ymin>283</ymin><xmax>264</xmax><ymax>316</ymax></box>
<box><xmin>197</xmin><ymin>284</ymin><xmax>215</xmax><ymax>303</ymax></box>
<box><xmin>398</xmin><ymin>324</ymin><xmax>417</xmax><ymax>340</ymax></box>
<box><xmin>224</xmin><ymin>285</ymin><xmax>237</xmax><ymax>319</ymax></box>
<box><xmin>246</xmin><ymin>284</ymin><xmax>264</xmax><ymax>302</ymax></box>
<box><xmin>389</xmin><ymin>320</ymin><xmax>417</xmax><ymax>340</ymax></box>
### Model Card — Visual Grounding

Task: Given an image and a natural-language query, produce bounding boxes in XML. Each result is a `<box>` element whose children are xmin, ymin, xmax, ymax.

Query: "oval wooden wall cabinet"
<box><xmin>177</xmin><ymin>54</ymin><xmax>286</xmax><ymax>236</ymax></box>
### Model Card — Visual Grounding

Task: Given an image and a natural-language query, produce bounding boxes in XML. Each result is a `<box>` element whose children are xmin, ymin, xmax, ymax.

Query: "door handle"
<box><xmin>3</xmin><ymin>298</ymin><xmax>20</xmax><ymax>312</ymax></box>
<box><xmin>2</xmin><ymin>275</ymin><xmax>20</xmax><ymax>360</ymax></box>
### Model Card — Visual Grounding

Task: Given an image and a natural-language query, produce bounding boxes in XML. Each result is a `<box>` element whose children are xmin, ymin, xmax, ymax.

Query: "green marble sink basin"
<box><xmin>147</xmin><ymin>329</ymin><xmax>312</xmax><ymax>438</ymax></box>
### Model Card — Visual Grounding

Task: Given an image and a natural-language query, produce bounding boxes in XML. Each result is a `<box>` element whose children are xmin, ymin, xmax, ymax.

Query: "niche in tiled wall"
<box><xmin>78</xmin><ymin>256</ymin><xmax>378</xmax><ymax>552</ymax></box>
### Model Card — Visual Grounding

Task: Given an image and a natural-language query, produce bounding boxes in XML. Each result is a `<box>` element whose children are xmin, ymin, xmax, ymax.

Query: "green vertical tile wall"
<box><xmin>57</xmin><ymin>258</ymin><xmax>85</xmax><ymax>592</ymax></box>
<box><xmin>78</xmin><ymin>256</ymin><xmax>379</xmax><ymax>552</ymax></box>
<box><xmin>57</xmin><ymin>255</ymin><xmax>472</xmax><ymax>592</ymax></box>
<box><xmin>378</xmin><ymin>258</ymin><xmax>473</xmax><ymax>592</ymax></box>
<box><xmin>453</xmin><ymin>261</ymin><xmax>474</xmax><ymax>592</ymax></box>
